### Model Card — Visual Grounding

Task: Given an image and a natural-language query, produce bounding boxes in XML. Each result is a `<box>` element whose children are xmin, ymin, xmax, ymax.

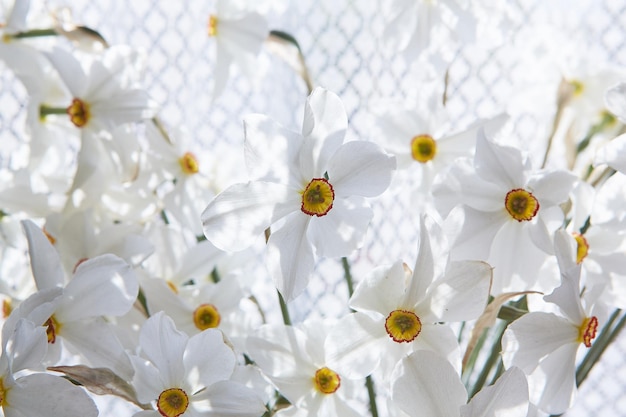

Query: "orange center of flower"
<box><xmin>578</xmin><ymin>316</ymin><xmax>598</xmax><ymax>348</ymax></box>
<box><xmin>66</xmin><ymin>98</ymin><xmax>90</xmax><ymax>128</ymax></box>
<box><xmin>573</xmin><ymin>233</ymin><xmax>589</xmax><ymax>264</ymax></box>
<box><xmin>2</xmin><ymin>298</ymin><xmax>12</xmax><ymax>318</ymax></box>
<box><xmin>410</xmin><ymin>134</ymin><xmax>437</xmax><ymax>163</ymax></box>
<box><xmin>313</xmin><ymin>367</ymin><xmax>341</xmax><ymax>394</ymax></box>
<box><xmin>301</xmin><ymin>178</ymin><xmax>334</xmax><ymax>217</ymax></box>
<box><xmin>179</xmin><ymin>152</ymin><xmax>200</xmax><ymax>175</ymax></box>
<box><xmin>193</xmin><ymin>304</ymin><xmax>221</xmax><ymax>330</ymax></box>
<box><xmin>385</xmin><ymin>309</ymin><xmax>422</xmax><ymax>343</ymax></box>
<box><xmin>0</xmin><ymin>377</ymin><xmax>6</xmax><ymax>407</ymax></box>
<box><xmin>45</xmin><ymin>315</ymin><xmax>61</xmax><ymax>344</ymax></box>
<box><xmin>157</xmin><ymin>388</ymin><xmax>189</xmax><ymax>417</ymax></box>
<box><xmin>504</xmin><ymin>189</ymin><xmax>540</xmax><ymax>222</ymax></box>
<box><xmin>208</xmin><ymin>15</ymin><xmax>218</xmax><ymax>36</ymax></box>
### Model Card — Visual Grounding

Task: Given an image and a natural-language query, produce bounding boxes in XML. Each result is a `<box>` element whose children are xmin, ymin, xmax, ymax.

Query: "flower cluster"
<box><xmin>1</xmin><ymin>1</ymin><xmax>626</xmax><ymax>417</ymax></box>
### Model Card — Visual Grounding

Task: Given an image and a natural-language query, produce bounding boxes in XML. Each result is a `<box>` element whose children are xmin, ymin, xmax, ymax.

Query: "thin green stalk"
<box><xmin>10</xmin><ymin>28</ymin><xmax>58</xmax><ymax>39</ymax></box>
<box><xmin>468</xmin><ymin>320</ymin><xmax>507</xmax><ymax>398</ymax></box>
<box><xmin>365</xmin><ymin>375</ymin><xmax>379</xmax><ymax>417</ymax></box>
<box><xmin>39</xmin><ymin>104</ymin><xmax>68</xmax><ymax>118</ymax></box>
<box><xmin>277</xmin><ymin>291</ymin><xmax>291</xmax><ymax>326</ymax></box>
<box><xmin>342</xmin><ymin>257</ymin><xmax>379</xmax><ymax>417</ymax></box>
<box><xmin>341</xmin><ymin>257</ymin><xmax>355</xmax><ymax>297</ymax></box>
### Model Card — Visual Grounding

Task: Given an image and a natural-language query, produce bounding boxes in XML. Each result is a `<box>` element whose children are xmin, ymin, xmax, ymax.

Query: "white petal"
<box><xmin>184</xmin><ymin>328</ymin><xmax>236</xmax><ymax>388</ymax></box>
<box><xmin>528</xmin><ymin>343</ymin><xmax>578</xmax><ymax>414</ymax></box>
<box><xmin>605</xmin><ymin>82</ymin><xmax>626</xmax><ymax>123</ymax></box>
<box><xmin>8</xmin><ymin>373</ymin><xmax>98</xmax><ymax>417</ymax></box>
<box><xmin>212</xmin><ymin>41</ymin><xmax>232</xmax><ymax>99</ymax></box>
<box><xmin>474</xmin><ymin>129</ymin><xmax>525</xmax><ymax>190</ymax></box>
<box><xmin>595</xmin><ymin>133</ymin><xmax>626</xmax><ymax>174</ymax></box>
<box><xmin>174</xmin><ymin>240</ymin><xmax>224</xmax><ymax>284</ymax></box>
<box><xmin>21</xmin><ymin>219</ymin><xmax>65</xmax><ymax>290</ymax></box>
<box><xmin>138</xmin><ymin>312</ymin><xmax>187</xmax><ymax>387</ymax></box>
<box><xmin>391</xmin><ymin>350</ymin><xmax>466</xmax><ymax>417</ymax></box>
<box><xmin>502</xmin><ymin>312</ymin><xmax>578</xmax><ymax>373</ymax></box>
<box><xmin>201</xmin><ymin>181</ymin><xmax>296</xmax><ymax>252</ymax></box>
<box><xmin>60</xmin><ymin>320</ymin><xmax>134</xmax><ymax>380</ymax></box>
<box><xmin>325</xmin><ymin>313</ymin><xmax>386</xmax><ymax>379</ymax></box>
<box><xmin>195</xmin><ymin>380</ymin><xmax>267</xmax><ymax>416</ymax></box>
<box><xmin>461</xmin><ymin>367</ymin><xmax>528</xmax><ymax>417</ymax></box>
<box><xmin>543</xmin><ymin>265</ymin><xmax>585</xmax><ymax>324</ymax></box>
<box><xmin>55</xmin><ymin>254</ymin><xmax>138</xmax><ymax>321</ymax></box>
<box><xmin>244</xmin><ymin>114</ymin><xmax>303</xmax><ymax>183</ymax></box>
<box><xmin>350</xmin><ymin>261</ymin><xmax>408</xmax><ymax>317</ymax></box>
<box><xmin>450</xmin><ymin>206</ymin><xmax>506</xmax><ymax>261</ymax></box>
<box><xmin>129</xmin><ymin>354</ymin><xmax>164</xmax><ymax>404</ymax></box>
<box><xmin>1</xmin><ymin>287</ymin><xmax>62</xmax><ymax>345</ymax></box>
<box><xmin>44</xmin><ymin>48</ymin><xmax>87</xmax><ymax>96</ymax></box>
<box><xmin>267</xmin><ymin>212</ymin><xmax>314</xmax><ymax>302</ymax></box>
<box><xmin>404</xmin><ymin>216</ymin><xmax>435</xmax><ymax>306</ymax></box>
<box><xmin>327</xmin><ymin>141</ymin><xmax>395</xmax><ymax>197</ymax></box>
<box><xmin>412</xmin><ymin>323</ymin><xmax>462</xmax><ymax>372</ymax></box>
<box><xmin>90</xmin><ymin>89</ymin><xmax>157</xmax><ymax>128</ymax></box>
<box><xmin>527</xmin><ymin>170</ymin><xmax>576</xmax><ymax>208</ymax></box>
<box><xmin>300</xmin><ymin>88</ymin><xmax>347</xmax><ymax>178</ymax></box>
<box><xmin>307</xmin><ymin>197</ymin><xmax>372</xmax><ymax>257</ymax></box>
<box><xmin>5</xmin><ymin>319</ymin><xmax>47</xmax><ymax>374</ymax></box>
<box><xmin>430</xmin><ymin>260</ymin><xmax>492</xmax><ymax>322</ymax></box>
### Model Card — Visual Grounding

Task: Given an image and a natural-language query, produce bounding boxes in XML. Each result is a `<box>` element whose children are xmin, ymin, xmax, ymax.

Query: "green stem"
<box><xmin>39</xmin><ymin>104</ymin><xmax>68</xmax><ymax>118</ymax></box>
<box><xmin>365</xmin><ymin>375</ymin><xmax>379</xmax><ymax>417</ymax></box>
<box><xmin>576</xmin><ymin>111</ymin><xmax>617</xmax><ymax>154</ymax></box>
<box><xmin>341</xmin><ymin>257</ymin><xmax>355</xmax><ymax>297</ymax></box>
<box><xmin>277</xmin><ymin>291</ymin><xmax>291</xmax><ymax>326</ymax></box>
<box><xmin>10</xmin><ymin>28</ymin><xmax>58</xmax><ymax>39</ymax></box>
<box><xmin>342</xmin><ymin>257</ymin><xmax>379</xmax><ymax>417</ymax></box>
<box><xmin>468</xmin><ymin>320</ymin><xmax>507</xmax><ymax>398</ymax></box>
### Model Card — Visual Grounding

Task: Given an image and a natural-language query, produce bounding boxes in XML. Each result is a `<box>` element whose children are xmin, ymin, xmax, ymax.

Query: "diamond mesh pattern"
<box><xmin>2</xmin><ymin>0</ymin><xmax>626</xmax><ymax>415</ymax></box>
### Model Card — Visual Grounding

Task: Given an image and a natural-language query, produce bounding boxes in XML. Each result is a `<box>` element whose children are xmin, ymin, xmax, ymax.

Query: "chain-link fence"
<box><xmin>2</xmin><ymin>0</ymin><xmax>626</xmax><ymax>415</ymax></box>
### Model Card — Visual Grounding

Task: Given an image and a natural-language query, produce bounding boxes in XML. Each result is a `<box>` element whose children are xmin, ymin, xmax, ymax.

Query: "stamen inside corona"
<box><xmin>313</xmin><ymin>367</ymin><xmax>341</xmax><ymax>394</ymax></box>
<box><xmin>504</xmin><ymin>189</ymin><xmax>540</xmax><ymax>222</ymax></box>
<box><xmin>179</xmin><ymin>152</ymin><xmax>199</xmax><ymax>175</ymax></box>
<box><xmin>0</xmin><ymin>377</ymin><xmax>5</xmax><ymax>407</ymax></box>
<box><xmin>193</xmin><ymin>304</ymin><xmax>221</xmax><ymax>330</ymax></box>
<box><xmin>2</xmin><ymin>298</ymin><xmax>12</xmax><ymax>318</ymax></box>
<box><xmin>410</xmin><ymin>134</ymin><xmax>437</xmax><ymax>163</ymax></box>
<box><xmin>66</xmin><ymin>98</ymin><xmax>90</xmax><ymax>128</ymax></box>
<box><xmin>45</xmin><ymin>315</ymin><xmax>61</xmax><ymax>344</ymax></box>
<box><xmin>385</xmin><ymin>309</ymin><xmax>422</xmax><ymax>343</ymax></box>
<box><xmin>578</xmin><ymin>316</ymin><xmax>598</xmax><ymax>348</ymax></box>
<box><xmin>301</xmin><ymin>178</ymin><xmax>334</xmax><ymax>217</ymax></box>
<box><xmin>208</xmin><ymin>15</ymin><xmax>218</xmax><ymax>36</ymax></box>
<box><xmin>157</xmin><ymin>388</ymin><xmax>189</xmax><ymax>417</ymax></box>
<box><xmin>573</xmin><ymin>233</ymin><xmax>589</xmax><ymax>264</ymax></box>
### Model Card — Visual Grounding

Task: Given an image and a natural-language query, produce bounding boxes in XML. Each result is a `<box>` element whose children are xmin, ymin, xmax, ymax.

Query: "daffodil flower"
<box><xmin>129</xmin><ymin>311</ymin><xmax>266</xmax><ymax>417</ymax></box>
<box><xmin>325</xmin><ymin>217</ymin><xmax>492</xmax><ymax>379</ymax></box>
<box><xmin>246</xmin><ymin>320</ymin><xmax>362</xmax><ymax>417</ymax></box>
<box><xmin>502</xmin><ymin>233</ymin><xmax>603</xmax><ymax>414</ymax></box>
<box><xmin>207</xmin><ymin>0</ymin><xmax>269</xmax><ymax>99</ymax></box>
<box><xmin>391</xmin><ymin>350</ymin><xmax>529</xmax><ymax>417</ymax></box>
<box><xmin>433</xmin><ymin>129</ymin><xmax>577</xmax><ymax>293</ymax></box>
<box><xmin>202</xmin><ymin>88</ymin><xmax>396</xmax><ymax>301</ymax></box>
<box><xmin>0</xmin><ymin>317</ymin><xmax>98</xmax><ymax>417</ymax></box>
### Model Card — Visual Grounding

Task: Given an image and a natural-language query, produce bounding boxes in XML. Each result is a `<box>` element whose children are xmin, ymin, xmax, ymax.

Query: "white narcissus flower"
<box><xmin>129</xmin><ymin>311</ymin><xmax>266</xmax><ymax>417</ymax></box>
<box><xmin>202</xmin><ymin>87</ymin><xmax>396</xmax><ymax>301</ymax></box>
<box><xmin>20</xmin><ymin>219</ymin><xmax>139</xmax><ymax>379</ymax></box>
<box><xmin>208</xmin><ymin>0</ymin><xmax>269</xmax><ymax>99</ymax></box>
<box><xmin>0</xmin><ymin>317</ymin><xmax>98</xmax><ymax>417</ymax></box>
<box><xmin>433</xmin><ymin>129</ymin><xmax>577</xmax><ymax>293</ymax></box>
<box><xmin>247</xmin><ymin>320</ymin><xmax>363</xmax><ymax>417</ymax></box>
<box><xmin>392</xmin><ymin>350</ymin><xmax>529</xmax><ymax>417</ymax></box>
<box><xmin>502</xmin><ymin>234</ymin><xmax>602</xmax><ymax>415</ymax></box>
<box><xmin>325</xmin><ymin>217</ymin><xmax>492</xmax><ymax>379</ymax></box>
<box><xmin>42</xmin><ymin>46</ymin><xmax>158</xmax><ymax>137</ymax></box>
